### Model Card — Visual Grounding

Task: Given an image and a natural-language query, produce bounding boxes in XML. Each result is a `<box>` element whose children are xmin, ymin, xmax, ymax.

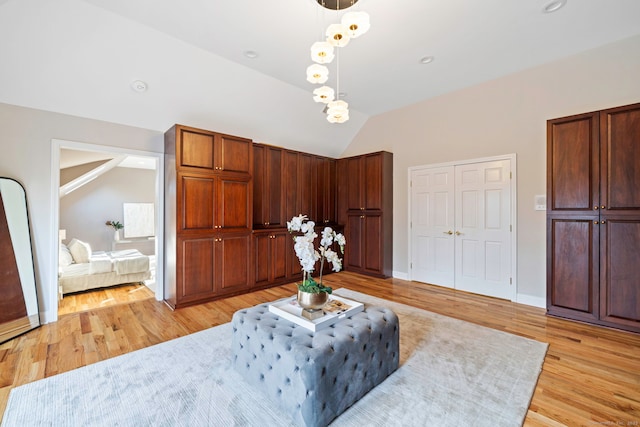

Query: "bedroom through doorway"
<box><xmin>53</xmin><ymin>141</ymin><xmax>163</xmax><ymax>318</ymax></box>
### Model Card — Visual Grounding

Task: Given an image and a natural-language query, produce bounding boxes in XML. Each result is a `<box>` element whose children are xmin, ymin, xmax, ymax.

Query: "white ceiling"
<box><xmin>1</xmin><ymin>0</ymin><xmax>640</xmax><ymax>157</ymax></box>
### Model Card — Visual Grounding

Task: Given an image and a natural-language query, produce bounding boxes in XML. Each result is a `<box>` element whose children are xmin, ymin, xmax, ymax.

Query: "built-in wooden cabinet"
<box><xmin>338</xmin><ymin>151</ymin><xmax>393</xmax><ymax>278</ymax></box>
<box><xmin>253</xmin><ymin>229</ymin><xmax>288</xmax><ymax>288</ymax></box>
<box><xmin>252</xmin><ymin>145</ymin><xmax>340</xmax><ymax>288</ymax></box>
<box><xmin>166</xmin><ymin>125</ymin><xmax>393</xmax><ymax>305</ymax></box>
<box><xmin>165</xmin><ymin>124</ymin><xmax>253</xmax><ymax>308</ymax></box>
<box><xmin>547</xmin><ymin>102</ymin><xmax>640</xmax><ymax>333</ymax></box>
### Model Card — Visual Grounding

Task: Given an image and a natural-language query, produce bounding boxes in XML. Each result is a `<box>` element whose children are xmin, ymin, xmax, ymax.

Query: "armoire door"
<box><xmin>410</xmin><ymin>158</ymin><xmax>514</xmax><ymax>300</ymax></box>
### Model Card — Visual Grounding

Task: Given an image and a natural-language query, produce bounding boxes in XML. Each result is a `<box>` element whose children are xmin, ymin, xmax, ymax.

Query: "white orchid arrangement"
<box><xmin>287</xmin><ymin>214</ymin><xmax>346</xmax><ymax>294</ymax></box>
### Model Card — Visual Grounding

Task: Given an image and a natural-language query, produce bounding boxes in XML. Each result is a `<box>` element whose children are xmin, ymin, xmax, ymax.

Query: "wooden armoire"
<box><xmin>337</xmin><ymin>151</ymin><xmax>393</xmax><ymax>278</ymax></box>
<box><xmin>547</xmin><ymin>102</ymin><xmax>640</xmax><ymax>333</ymax></box>
<box><xmin>164</xmin><ymin>125</ymin><xmax>253</xmax><ymax>309</ymax></box>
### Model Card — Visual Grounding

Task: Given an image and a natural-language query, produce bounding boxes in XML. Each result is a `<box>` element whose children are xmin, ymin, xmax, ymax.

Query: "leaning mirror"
<box><xmin>0</xmin><ymin>177</ymin><xmax>40</xmax><ymax>343</ymax></box>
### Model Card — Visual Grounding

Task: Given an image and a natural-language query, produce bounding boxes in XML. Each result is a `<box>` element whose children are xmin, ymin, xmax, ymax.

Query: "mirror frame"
<box><xmin>0</xmin><ymin>177</ymin><xmax>40</xmax><ymax>343</ymax></box>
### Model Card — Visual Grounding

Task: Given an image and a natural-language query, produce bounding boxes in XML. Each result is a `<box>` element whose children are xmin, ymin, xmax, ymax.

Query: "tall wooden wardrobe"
<box><xmin>164</xmin><ymin>125</ymin><xmax>253</xmax><ymax>309</ymax></box>
<box><xmin>547</xmin><ymin>102</ymin><xmax>640</xmax><ymax>333</ymax></box>
<box><xmin>337</xmin><ymin>151</ymin><xmax>393</xmax><ymax>278</ymax></box>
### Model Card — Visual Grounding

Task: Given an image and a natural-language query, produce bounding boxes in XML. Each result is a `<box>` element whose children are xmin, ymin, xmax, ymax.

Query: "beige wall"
<box><xmin>341</xmin><ymin>34</ymin><xmax>640</xmax><ymax>304</ymax></box>
<box><xmin>0</xmin><ymin>103</ymin><xmax>163</xmax><ymax>320</ymax></box>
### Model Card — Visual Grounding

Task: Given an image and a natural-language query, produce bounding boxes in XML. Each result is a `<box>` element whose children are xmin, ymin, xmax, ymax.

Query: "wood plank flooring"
<box><xmin>1</xmin><ymin>272</ymin><xmax>639</xmax><ymax>426</ymax></box>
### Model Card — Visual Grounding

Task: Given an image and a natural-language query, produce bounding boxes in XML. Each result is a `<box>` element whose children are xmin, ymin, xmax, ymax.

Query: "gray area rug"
<box><xmin>1</xmin><ymin>289</ymin><xmax>548</xmax><ymax>427</ymax></box>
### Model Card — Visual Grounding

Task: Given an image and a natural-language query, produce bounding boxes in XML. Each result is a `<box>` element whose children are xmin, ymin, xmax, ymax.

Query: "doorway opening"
<box><xmin>50</xmin><ymin>139</ymin><xmax>164</xmax><ymax>320</ymax></box>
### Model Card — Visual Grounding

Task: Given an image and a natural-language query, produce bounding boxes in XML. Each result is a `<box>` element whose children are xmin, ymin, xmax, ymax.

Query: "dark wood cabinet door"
<box><xmin>218</xmin><ymin>134</ymin><xmax>252</xmax><ymax>175</ymax></box>
<box><xmin>600</xmin><ymin>103</ymin><xmax>640</xmax><ymax>213</ymax></box>
<box><xmin>599</xmin><ymin>218</ymin><xmax>640</xmax><ymax>331</ymax></box>
<box><xmin>345</xmin><ymin>215</ymin><xmax>364</xmax><ymax>270</ymax></box>
<box><xmin>252</xmin><ymin>144</ymin><xmax>266</xmax><ymax>227</ymax></box>
<box><xmin>546</xmin><ymin>217</ymin><xmax>599</xmax><ymax>321</ymax></box>
<box><xmin>363</xmin><ymin>213</ymin><xmax>383</xmax><ymax>274</ymax></box>
<box><xmin>298</xmin><ymin>153</ymin><xmax>317</xmax><ymax>221</ymax></box>
<box><xmin>266</xmin><ymin>147</ymin><xmax>284</xmax><ymax>227</ymax></box>
<box><xmin>547</xmin><ymin>112</ymin><xmax>599</xmax><ymax>213</ymax></box>
<box><xmin>271</xmin><ymin>232</ymin><xmax>288</xmax><ymax>283</ymax></box>
<box><xmin>178</xmin><ymin>236</ymin><xmax>216</xmax><ymax>302</ymax></box>
<box><xmin>179</xmin><ymin>174</ymin><xmax>215</xmax><ymax>232</ymax></box>
<box><xmin>218</xmin><ymin>234</ymin><xmax>252</xmax><ymax>293</ymax></box>
<box><xmin>253</xmin><ymin>232</ymin><xmax>270</xmax><ymax>286</ymax></box>
<box><xmin>253</xmin><ymin>231</ymin><xmax>287</xmax><ymax>287</ymax></box>
<box><xmin>218</xmin><ymin>176</ymin><xmax>251</xmax><ymax>232</ymax></box>
<box><xmin>178</xmin><ymin>128</ymin><xmax>216</xmax><ymax>171</ymax></box>
<box><xmin>316</xmin><ymin>157</ymin><xmax>337</xmax><ymax>225</ymax></box>
<box><xmin>363</xmin><ymin>154</ymin><xmax>383</xmax><ymax>210</ymax></box>
<box><xmin>283</xmin><ymin>150</ymin><xmax>299</xmax><ymax>222</ymax></box>
<box><xmin>345</xmin><ymin>156</ymin><xmax>363</xmax><ymax>210</ymax></box>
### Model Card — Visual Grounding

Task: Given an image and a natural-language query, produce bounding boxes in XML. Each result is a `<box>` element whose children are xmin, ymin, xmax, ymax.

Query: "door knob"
<box><xmin>443</xmin><ymin>230</ymin><xmax>453</xmax><ymax>235</ymax></box>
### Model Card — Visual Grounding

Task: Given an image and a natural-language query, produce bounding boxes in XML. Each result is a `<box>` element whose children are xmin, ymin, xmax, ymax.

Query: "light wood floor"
<box><xmin>1</xmin><ymin>272</ymin><xmax>639</xmax><ymax>426</ymax></box>
<box><xmin>57</xmin><ymin>282</ymin><xmax>154</xmax><ymax>316</ymax></box>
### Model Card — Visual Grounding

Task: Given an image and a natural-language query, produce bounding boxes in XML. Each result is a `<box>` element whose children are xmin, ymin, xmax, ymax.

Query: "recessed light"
<box><xmin>419</xmin><ymin>56</ymin><xmax>435</xmax><ymax>65</ymax></box>
<box><xmin>130</xmin><ymin>80</ymin><xmax>148</xmax><ymax>93</ymax></box>
<box><xmin>244</xmin><ymin>50</ymin><xmax>259</xmax><ymax>59</ymax></box>
<box><xmin>543</xmin><ymin>0</ymin><xmax>566</xmax><ymax>13</ymax></box>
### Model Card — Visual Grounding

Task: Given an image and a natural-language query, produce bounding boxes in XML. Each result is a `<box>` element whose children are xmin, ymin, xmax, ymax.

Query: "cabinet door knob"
<box><xmin>443</xmin><ymin>230</ymin><xmax>453</xmax><ymax>235</ymax></box>
<box><xmin>594</xmin><ymin>206</ymin><xmax>599</xmax><ymax>210</ymax></box>
<box><xmin>601</xmin><ymin>205</ymin><xmax>606</xmax><ymax>209</ymax></box>
<box><xmin>601</xmin><ymin>220</ymin><xmax>606</xmax><ymax>224</ymax></box>
<box><xmin>455</xmin><ymin>230</ymin><xmax>462</xmax><ymax>235</ymax></box>
<box><xmin>594</xmin><ymin>221</ymin><xmax>598</xmax><ymax>224</ymax></box>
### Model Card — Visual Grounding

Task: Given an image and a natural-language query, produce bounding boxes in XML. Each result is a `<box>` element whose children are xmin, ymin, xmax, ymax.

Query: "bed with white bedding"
<box><xmin>59</xmin><ymin>239</ymin><xmax>151</xmax><ymax>295</ymax></box>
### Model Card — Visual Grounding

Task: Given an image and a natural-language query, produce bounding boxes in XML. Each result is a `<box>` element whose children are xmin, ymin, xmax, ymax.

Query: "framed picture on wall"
<box><xmin>123</xmin><ymin>202</ymin><xmax>155</xmax><ymax>238</ymax></box>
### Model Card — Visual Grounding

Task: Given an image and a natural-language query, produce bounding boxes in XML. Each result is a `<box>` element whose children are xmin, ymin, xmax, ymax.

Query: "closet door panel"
<box><xmin>547</xmin><ymin>113</ymin><xmax>599</xmax><ymax>213</ymax></box>
<box><xmin>180</xmin><ymin>175</ymin><xmax>215</xmax><ymax>231</ymax></box>
<box><xmin>219</xmin><ymin>177</ymin><xmax>251</xmax><ymax>232</ymax></box>
<box><xmin>178</xmin><ymin>237</ymin><xmax>216</xmax><ymax>301</ymax></box>
<box><xmin>600</xmin><ymin>104</ymin><xmax>640</xmax><ymax>212</ymax></box>
<box><xmin>547</xmin><ymin>218</ymin><xmax>599</xmax><ymax>319</ymax></box>
<box><xmin>600</xmin><ymin>219</ymin><xmax>640</xmax><ymax>328</ymax></box>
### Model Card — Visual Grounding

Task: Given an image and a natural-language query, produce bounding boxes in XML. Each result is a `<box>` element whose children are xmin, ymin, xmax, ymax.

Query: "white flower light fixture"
<box><xmin>313</xmin><ymin>86</ymin><xmax>335</xmax><ymax>103</ymax></box>
<box><xmin>326</xmin><ymin>23</ymin><xmax>351</xmax><ymax>47</ymax></box>
<box><xmin>306</xmin><ymin>64</ymin><xmax>329</xmax><ymax>84</ymax></box>
<box><xmin>310</xmin><ymin>41</ymin><xmax>335</xmax><ymax>64</ymax></box>
<box><xmin>342</xmin><ymin>11</ymin><xmax>370</xmax><ymax>38</ymax></box>
<box><xmin>326</xmin><ymin>100</ymin><xmax>349</xmax><ymax>123</ymax></box>
<box><xmin>306</xmin><ymin>0</ymin><xmax>370</xmax><ymax>124</ymax></box>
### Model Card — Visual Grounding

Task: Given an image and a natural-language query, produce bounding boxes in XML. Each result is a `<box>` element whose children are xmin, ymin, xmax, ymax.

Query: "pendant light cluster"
<box><xmin>306</xmin><ymin>1</ymin><xmax>370</xmax><ymax>124</ymax></box>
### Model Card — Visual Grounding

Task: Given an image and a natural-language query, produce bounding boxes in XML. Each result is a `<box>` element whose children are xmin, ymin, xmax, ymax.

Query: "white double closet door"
<box><xmin>410</xmin><ymin>157</ymin><xmax>514</xmax><ymax>300</ymax></box>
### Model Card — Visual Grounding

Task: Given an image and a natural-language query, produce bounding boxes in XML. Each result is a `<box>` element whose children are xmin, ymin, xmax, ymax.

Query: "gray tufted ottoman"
<box><xmin>231</xmin><ymin>301</ymin><xmax>399</xmax><ymax>427</ymax></box>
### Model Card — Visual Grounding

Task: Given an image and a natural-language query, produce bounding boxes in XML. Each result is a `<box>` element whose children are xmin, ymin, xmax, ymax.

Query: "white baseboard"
<box><xmin>392</xmin><ymin>271</ymin><xmax>409</xmax><ymax>281</ymax></box>
<box><xmin>516</xmin><ymin>293</ymin><xmax>546</xmax><ymax>308</ymax></box>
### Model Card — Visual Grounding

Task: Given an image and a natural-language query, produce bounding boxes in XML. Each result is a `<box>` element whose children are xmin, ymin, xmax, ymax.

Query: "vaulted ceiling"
<box><xmin>1</xmin><ymin>0</ymin><xmax>639</xmax><ymax>157</ymax></box>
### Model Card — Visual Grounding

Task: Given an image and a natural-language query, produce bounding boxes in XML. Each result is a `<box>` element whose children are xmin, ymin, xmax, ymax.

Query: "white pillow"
<box><xmin>68</xmin><ymin>238</ymin><xmax>92</xmax><ymax>264</ymax></box>
<box><xmin>59</xmin><ymin>243</ymin><xmax>74</xmax><ymax>267</ymax></box>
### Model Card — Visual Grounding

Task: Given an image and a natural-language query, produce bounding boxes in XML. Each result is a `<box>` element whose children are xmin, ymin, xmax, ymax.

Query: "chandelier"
<box><xmin>307</xmin><ymin>0</ymin><xmax>370</xmax><ymax>123</ymax></box>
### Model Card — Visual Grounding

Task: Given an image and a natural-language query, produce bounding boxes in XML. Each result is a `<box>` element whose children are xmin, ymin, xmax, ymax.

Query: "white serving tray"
<box><xmin>268</xmin><ymin>294</ymin><xmax>364</xmax><ymax>332</ymax></box>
